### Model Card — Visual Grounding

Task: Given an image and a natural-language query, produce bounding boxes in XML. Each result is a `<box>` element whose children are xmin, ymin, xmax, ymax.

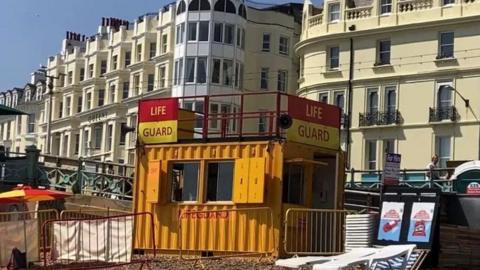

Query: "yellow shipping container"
<box><xmin>133</xmin><ymin>140</ymin><xmax>345</xmax><ymax>257</ymax></box>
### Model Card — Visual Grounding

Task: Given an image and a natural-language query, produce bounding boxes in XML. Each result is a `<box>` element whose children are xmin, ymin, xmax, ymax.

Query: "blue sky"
<box><xmin>0</xmin><ymin>0</ymin><xmax>308</xmax><ymax>90</ymax></box>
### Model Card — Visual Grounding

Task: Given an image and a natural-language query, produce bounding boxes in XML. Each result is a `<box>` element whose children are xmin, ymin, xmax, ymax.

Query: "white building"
<box><xmin>34</xmin><ymin>1</ymin><xmax>302</xmax><ymax>165</ymax></box>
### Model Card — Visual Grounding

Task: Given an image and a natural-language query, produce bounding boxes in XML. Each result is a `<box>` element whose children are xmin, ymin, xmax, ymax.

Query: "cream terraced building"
<box><xmin>297</xmin><ymin>0</ymin><xmax>480</xmax><ymax>171</ymax></box>
<box><xmin>35</xmin><ymin>1</ymin><xmax>302</xmax><ymax>165</ymax></box>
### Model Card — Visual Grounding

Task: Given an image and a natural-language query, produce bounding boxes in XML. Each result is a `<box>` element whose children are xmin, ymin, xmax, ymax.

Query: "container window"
<box><xmin>171</xmin><ymin>162</ymin><xmax>200</xmax><ymax>202</ymax></box>
<box><xmin>283</xmin><ymin>164</ymin><xmax>304</xmax><ymax>205</ymax></box>
<box><xmin>206</xmin><ymin>161</ymin><xmax>234</xmax><ymax>201</ymax></box>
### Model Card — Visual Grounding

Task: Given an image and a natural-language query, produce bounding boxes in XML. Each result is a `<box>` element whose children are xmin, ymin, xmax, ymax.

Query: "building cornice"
<box><xmin>297</xmin><ymin>65</ymin><xmax>480</xmax><ymax>94</ymax></box>
<box><xmin>296</xmin><ymin>14</ymin><xmax>480</xmax><ymax>53</ymax></box>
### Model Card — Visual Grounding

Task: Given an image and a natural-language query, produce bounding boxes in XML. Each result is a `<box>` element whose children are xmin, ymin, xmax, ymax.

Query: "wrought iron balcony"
<box><xmin>429</xmin><ymin>106</ymin><xmax>457</xmax><ymax>122</ymax></box>
<box><xmin>341</xmin><ymin>113</ymin><xmax>349</xmax><ymax>129</ymax></box>
<box><xmin>359</xmin><ymin>110</ymin><xmax>401</xmax><ymax>127</ymax></box>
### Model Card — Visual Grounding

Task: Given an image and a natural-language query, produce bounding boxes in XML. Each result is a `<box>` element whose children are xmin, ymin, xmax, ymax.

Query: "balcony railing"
<box><xmin>345</xmin><ymin>6</ymin><xmax>373</xmax><ymax>20</ymax></box>
<box><xmin>398</xmin><ymin>0</ymin><xmax>433</xmax><ymax>12</ymax></box>
<box><xmin>308</xmin><ymin>14</ymin><xmax>323</xmax><ymax>27</ymax></box>
<box><xmin>359</xmin><ymin>110</ymin><xmax>401</xmax><ymax>127</ymax></box>
<box><xmin>341</xmin><ymin>113</ymin><xmax>349</xmax><ymax>129</ymax></box>
<box><xmin>429</xmin><ymin>106</ymin><xmax>457</xmax><ymax>122</ymax></box>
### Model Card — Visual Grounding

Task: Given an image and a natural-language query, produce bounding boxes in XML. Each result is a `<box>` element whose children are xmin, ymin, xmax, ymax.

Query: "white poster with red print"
<box><xmin>377</xmin><ymin>202</ymin><xmax>404</xmax><ymax>241</ymax></box>
<box><xmin>407</xmin><ymin>202</ymin><xmax>435</xmax><ymax>242</ymax></box>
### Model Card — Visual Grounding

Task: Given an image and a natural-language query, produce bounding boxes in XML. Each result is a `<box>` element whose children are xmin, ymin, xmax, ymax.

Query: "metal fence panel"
<box><xmin>284</xmin><ymin>208</ymin><xmax>353</xmax><ymax>256</ymax></box>
<box><xmin>42</xmin><ymin>212</ymin><xmax>155</xmax><ymax>269</ymax></box>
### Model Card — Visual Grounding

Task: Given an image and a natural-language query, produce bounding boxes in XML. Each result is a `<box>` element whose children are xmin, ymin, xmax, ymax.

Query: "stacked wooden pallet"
<box><xmin>439</xmin><ymin>225</ymin><xmax>480</xmax><ymax>268</ymax></box>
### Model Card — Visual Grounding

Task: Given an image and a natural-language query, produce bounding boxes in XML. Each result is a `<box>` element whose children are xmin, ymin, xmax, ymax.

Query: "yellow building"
<box><xmin>36</xmin><ymin>1</ymin><xmax>302</xmax><ymax>165</ymax></box>
<box><xmin>297</xmin><ymin>0</ymin><xmax>480</xmax><ymax>171</ymax></box>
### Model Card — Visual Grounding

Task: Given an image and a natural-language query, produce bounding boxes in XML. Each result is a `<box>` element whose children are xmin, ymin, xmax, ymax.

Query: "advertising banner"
<box><xmin>377</xmin><ymin>201</ymin><xmax>404</xmax><ymax>241</ymax></box>
<box><xmin>407</xmin><ymin>202</ymin><xmax>435</xmax><ymax>243</ymax></box>
<box><xmin>383</xmin><ymin>153</ymin><xmax>401</xmax><ymax>185</ymax></box>
<box><xmin>287</xmin><ymin>96</ymin><xmax>340</xmax><ymax>150</ymax></box>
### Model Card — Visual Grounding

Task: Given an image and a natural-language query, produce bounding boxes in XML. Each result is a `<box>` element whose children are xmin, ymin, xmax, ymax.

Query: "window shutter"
<box><xmin>233</xmin><ymin>158</ymin><xmax>249</xmax><ymax>203</ymax></box>
<box><xmin>146</xmin><ymin>160</ymin><xmax>162</xmax><ymax>203</ymax></box>
<box><xmin>247</xmin><ymin>158</ymin><xmax>266</xmax><ymax>203</ymax></box>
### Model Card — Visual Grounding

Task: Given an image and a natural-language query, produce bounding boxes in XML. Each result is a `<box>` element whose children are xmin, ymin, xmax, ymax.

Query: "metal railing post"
<box><xmin>350</xmin><ymin>168</ymin><xmax>355</xmax><ymax>187</ymax></box>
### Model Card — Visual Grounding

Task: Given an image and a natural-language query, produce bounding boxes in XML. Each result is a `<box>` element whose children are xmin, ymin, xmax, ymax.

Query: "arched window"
<box><xmin>238</xmin><ymin>4</ymin><xmax>247</xmax><ymax>19</ymax></box>
<box><xmin>177</xmin><ymin>0</ymin><xmax>186</xmax><ymax>15</ymax></box>
<box><xmin>225</xmin><ymin>0</ymin><xmax>236</xmax><ymax>13</ymax></box>
<box><xmin>189</xmin><ymin>0</ymin><xmax>211</xmax><ymax>10</ymax></box>
<box><xmin>214</xmin><ymin>0</ymin><xmax>225</xmax><ymax>11</ymax></box>
<box><xmin>200</xmin><ymin>0</ymin><xmax>211</xmax><ymax>10</ymax></box>
<box><xmin>214</xmin><ymin>0</ymin><xmax>236</xmax><ymax>13</ymax></box>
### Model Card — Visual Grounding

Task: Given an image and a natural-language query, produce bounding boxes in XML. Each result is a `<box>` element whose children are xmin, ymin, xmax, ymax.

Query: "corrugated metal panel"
<box><xmin>133</xmin><ymin>141</ymin><xmax>281</xmax><ymax>254</ymax></box>
<box><xmin>133</xmin><ymin>140</ymin><xmax>345</xmax><ymax>257</ymax></box>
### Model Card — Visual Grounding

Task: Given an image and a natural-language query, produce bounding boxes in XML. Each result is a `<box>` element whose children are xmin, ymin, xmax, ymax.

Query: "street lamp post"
<box><xmin>444</xmin><ymin>86</ymin><xmax>480</xmax><ymax>160</ymax></box>
<box><xmin>43</xmin><ymin>72</ymin><xmax>65</xmax><ymax>155</ymax></box>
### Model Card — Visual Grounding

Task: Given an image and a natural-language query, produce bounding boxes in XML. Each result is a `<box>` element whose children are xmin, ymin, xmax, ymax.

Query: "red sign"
<box><xmin>138</xmin><ymin>98</ymin><xmax>178</xmax><ymax>123</ymax></box>
<box><xmin>288</xmin><ymin>96</ymin><xmax>340</xmax><ymax>128</ymax></box>
<box><xmin>466</xmin><ymin>182</ymin><xmax>480</xmax><ymax>194</ymax></box>
<box><xmin>286</xmin><ymin>96</ymin><xmax>341</xmax><ymax>149</ymax></box>
<box><xmin>178</xmin><ymin>210</ymin><xmax>229</xmax><ymax>219</ymax></box>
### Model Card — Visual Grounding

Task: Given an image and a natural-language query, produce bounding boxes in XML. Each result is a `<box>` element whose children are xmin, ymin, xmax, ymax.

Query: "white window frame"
<box><xmin>377</xmin><ymin>40</ymin><xmax>391</xmax><ymax>65</ymax></box>
<box><xmin>260</xmin><ymin>68</ymin><xmax>269</xmax><ymax>90</ymax></box>
<box><xmin>187</xmin><ymin>22</ymin><xmax>197</xmax><ymax>41</ymax></box>
<box><xmin>366</xmin><ymin>140</ymin><xmax>377</xmax><ymax>170</ymax></box>
<box><xmin>442</xmin><ymin>0</ymin><xmax>455</xmax><ymax>5</ymax></box>
<box><xmin>380</xmin><ymin>0</ymin><xmax>392</xmax><ymax>14</ymax></box>
<box><xmin>176</xmin><ymin>23</ymin><xmax>185</xmax><ymax>44</ymax></box>
<box><xmin>319</xmin><ymin>92</ymin><xmax>329</xmax><ymax>103</ymax></box>
<box><xmin>436</xmin><ymin>80</ymin><xmax>453</xmax><ymax>109</ymax></box>
<box><xmin>161</xmin><ymin>34</ymin><xmax>168</xmax><ymax>53</ymax></box>
<box><xmin>279</xmin><ymin>36</ymin><xmax>289</xmax><ymax>55</ymax></box>
<box><xmin>439</xmin><ymin>32</ymin><xmax>454</xmax><ymax>58</ymax></box>
<box><xmin>185</xmin><ymin>57</ymin><xmax>196</xmax><ymax>83</ymax></box>
<box><xmin>384</xmin><ymin>86</ymin><xmax>396</xmax><ymax>113</ymax></box>
<box><xmin>277</xmin><ymin>70</ymin><xmax>288</xmax><ymax>92</ymax></box>
<box><xmin>334</xmin><ymin>91</ymin><xmax>345</xmax><ymax>111</ymax></box>
<box><xmin>328</xmin><ymin>46</ymin><xmax>340</xmax><ymax>70</ymax></box>
<box><xmin>328</xmin><ymin>3</ymin><xmax>340</xmax><ymax>22</ymax></box>
<box><xmin>262</xmin><ymin>33</ymin><xmax>270</xmax><ymax>52</ymax></box>
<box><xmin>366</xmin><ymin>87</ymin><xmax>379</xmax><ymax>113</ymax></box>
<box><xmin>159</xmin><ymin>65</ymin><xmax>166</xmax><ymax>88</ymax></box>
<box><xmin>435</xmin><ymin>136</ymin><xmax>451</xmax><ymax>168</ymax></box>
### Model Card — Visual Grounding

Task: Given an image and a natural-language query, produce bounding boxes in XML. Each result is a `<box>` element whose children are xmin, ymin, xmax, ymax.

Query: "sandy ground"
<box><xmin>120</xmin><ymin>255</ymin><xmax>281</xmax><ymax>270</ymax></box>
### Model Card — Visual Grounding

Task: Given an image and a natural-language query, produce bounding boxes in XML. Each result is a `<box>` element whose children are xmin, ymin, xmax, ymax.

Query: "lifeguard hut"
<box><xmin>133</xmin><ymin>92</ymin><xmax>346</xmax><ymax>258</ymax></box>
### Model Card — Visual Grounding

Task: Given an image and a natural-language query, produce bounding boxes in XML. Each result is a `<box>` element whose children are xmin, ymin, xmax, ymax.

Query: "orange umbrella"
<box><xmin>0</xmin><ymin>185</ymin><xmax>71</xmax><ymax>203</ymax></box>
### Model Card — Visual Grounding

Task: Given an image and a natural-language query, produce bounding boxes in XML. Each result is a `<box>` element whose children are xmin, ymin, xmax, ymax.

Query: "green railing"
<box><xmin>39</xmin><ymin>155</ymin><xmax>135</xmax><ymax>200</ymax></box>
<box><xmin>345</xmin><ymin>168</ymin><xmax>456</xmax><ymax>192</ymax></box>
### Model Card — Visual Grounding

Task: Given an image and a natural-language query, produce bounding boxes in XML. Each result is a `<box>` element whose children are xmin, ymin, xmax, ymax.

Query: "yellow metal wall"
<box><xmin>133</xmin><ymin>140</ymin><xmax>344</xmax><ymax>256</ymax></box>
<box><xmin>133</xmin><ymin>141</ymin><xmax>285</xmax><ymax>255</ymax></box>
